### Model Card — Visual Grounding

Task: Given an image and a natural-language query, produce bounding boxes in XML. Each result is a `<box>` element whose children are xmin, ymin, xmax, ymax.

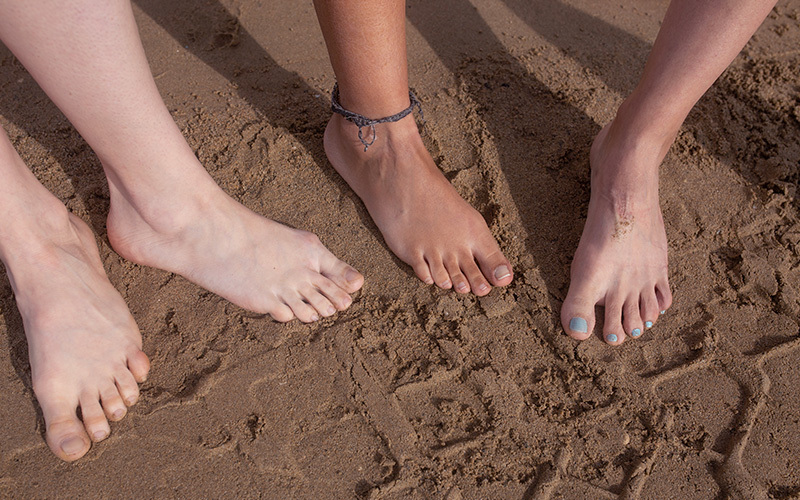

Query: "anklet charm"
<box><xmin>330</xmin><ymin>83</ymin><xmax>424</xmax><ymax>151</ymax></box>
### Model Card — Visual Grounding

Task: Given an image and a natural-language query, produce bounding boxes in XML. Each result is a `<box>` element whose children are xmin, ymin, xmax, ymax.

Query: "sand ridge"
<box><xmin>1</xmin><ymin>0</ymin><xmax>799</xmax><ymax>498</ymax></box>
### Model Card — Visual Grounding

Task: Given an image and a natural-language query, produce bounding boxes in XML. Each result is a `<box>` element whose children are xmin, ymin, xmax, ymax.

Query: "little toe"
<box><xmin>477</xmin><ymin>248</ymin><xmax>513</xmax><ymax>287</ymax></box>
<box><xmin>561</xmin><ymin>293</ymin><xmax>596</xmax><ymax>341</ymax></box>
<box><xmin>79</xmin><ymin>395</ymin><xmax>111</xmax><ymax>443</ymax></box>
<box><xmin>411</xmin><ymin>259</ymin><xmax>435</xmax><ymax>285</ymax></box>
<box><xmin>656</xmin><ymin>279</ymin><xmax>672</xmax><ymax>314</ymax></box>
<box><xmin>39</xmin><ymin>398</ymin><xmax>91</xmax><ymax>461</ymax></box>
<box><xmin>127</xmin><ymin>350</ymin><xmax>150</xmax><ymax>384</ymax></box>
<box><xmin>100</xmin><ymin>384</ymin><xmax>127</xmax><ymax>422</ymax></box>
<box><xmin>268</xmin><ymin>303</ymin><xmax>295</xmax><ymax>323</ymax></box>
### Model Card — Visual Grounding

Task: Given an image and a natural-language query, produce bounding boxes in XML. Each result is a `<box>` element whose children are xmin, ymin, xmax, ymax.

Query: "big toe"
<box><xmin>322</xmin><ymin>255</ymin><xmax>364</xmax><ymax>295</ymax></box>
<box><xmin>561</xmin><ymin>292</ymin><xmax>596</xmax><ymax>341</ymax></box>
<box><xmin>476</xmin><ymin>247</ymin><xmax>513</xmax><ymax>288</ymax></box>
<box><xmin>40</xmin><ymin>400</ymin><xmax>91</xmax><ymax>461</ymax></box>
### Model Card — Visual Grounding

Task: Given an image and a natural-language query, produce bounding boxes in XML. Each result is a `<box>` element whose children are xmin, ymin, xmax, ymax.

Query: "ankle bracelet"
<box><xmin>330</xmin><ymin>83</ymin><xmax>424</xmax><ymax>151</ymax></box>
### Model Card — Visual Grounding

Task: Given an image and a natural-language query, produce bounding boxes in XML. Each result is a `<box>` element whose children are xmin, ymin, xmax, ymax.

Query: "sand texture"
<box><xmin>1</xmin><ymin>0</ymin><xmax>800</xmax><ymax>498</ymax></box>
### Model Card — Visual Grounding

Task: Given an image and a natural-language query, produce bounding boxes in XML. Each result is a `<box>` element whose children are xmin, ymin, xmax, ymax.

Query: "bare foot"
<box><xmin>323</xmin><ymin>113</ymin><xmax>512</xmax><ymax>296</ymax></box>
<box><xmin>106</xmin><ymin>173</ymin><xmax>363</xmax><ymax>323</ymax></box>
<box><xmin>1</xmin><ymin>208</ymin><xmax>149</xmax><ymax>462</ymax></box>
<box><xmin>561</xmin><ymin>120</ymin><xmax>673</xmax><ymax>345</ymax></box>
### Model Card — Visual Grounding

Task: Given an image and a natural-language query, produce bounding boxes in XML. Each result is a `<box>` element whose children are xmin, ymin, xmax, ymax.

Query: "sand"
<box><xmin>1</xmin><ymin>0</ymin><xmax>799</xmax><ymax>498</ymax></box>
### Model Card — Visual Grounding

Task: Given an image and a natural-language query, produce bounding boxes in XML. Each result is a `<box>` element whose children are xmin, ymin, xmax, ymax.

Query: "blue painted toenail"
<box><xmin>607</xmin><ymin>334</ymin><xmax>618</xmax><ymax>343</ymax></box>
<box><xmin>631</xmin><ymin>328</ymin><xmax>642</xmax><ymax>337</ymax></box>
<box><xmin>660</xmin><ymin>310</ymin><xmax>666</xmax><ymax>315</ymax></box>
<box><xmin>645</xmin><ymin>321</ymin><xmax>653</xmax><ymax>328</ymax></box>
<box><xmin>569</xmin><ymin>317</ymin><xmax>588</xmax><ymax>333</ymax></box>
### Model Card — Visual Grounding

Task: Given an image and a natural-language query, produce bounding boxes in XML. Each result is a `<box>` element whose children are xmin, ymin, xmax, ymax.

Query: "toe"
<box><xmin>622</xmin><ymin>296</ymin><xmax>644</xmax><ymax>340</ymax></box>
<box><xmin>602</xmin><ymin>298</ymin><xmax>625</xmax><ymax>345</ymax></box>
<box><xmin>411</xmin><ymin>258</ymin><xmax>435</xmax><ymax>285</ymax></box>
<box><xmin>476</xmin><ymin>247</ymin><xmax>513</xmax><ymax>288</ymax></box>
<box><xmin>285</xmin><ymin>297</ymin><xmax>320</xmax><ymax>323</ymax></box>
<box><xmin>321</xmin><ymin>252</ymin><xmax>364</xmax><ymax>294</ymax></box>
<box><xmin>314</xmin><ymin>277</ymin><xmax>353</xmax><ymax>311</ymax></box>
<box><xmin>115</xmin><ymin>369</ymin><xmax>140</xmax><ymax>407</ymax></box>
<box><xmin>561</xmin><ymin>291</ymin><xmax>596</xmax><ymax>341</ymax></box>
<box><xmin>461</xmin><ymin>257</ymin><xmax>491</xmax><ymax>297</ymax></box>
<box><xmin>269</xmin><ymin>303</ymin><xmax>295</xmax><ymax>323</ymax></box>
<box><xmin>79</xmin><ymin>394</ymin><xmax>111</xmax><ymax>443</ymax></box>
<box><xmin>426</xmin><ymin>256</ymin><xmax>452</xmax><ymax>290</ymax></box>
<box><xmin>656</xmin><ymin>279</ymin><xmax>672</xmax><ymax>314</ymax></box>
<box><xmin>127</xmin><ymin>350</ymin><xmax>150</xmax><ymax>384</ymax></box>
<box><xmin>640</xmin><ymin>288</ymin><xmax>660</xmax><ymax>328</ymax></box>
<box><xmin>38</xmin><ymin>397</ymin><xmax>91</xmax><ymax>462</ymax></box>
<box><xmin>443</xmin><ymin>259</ymin><xmax>470</xmax><ymax>294</ymax></box>
<box><xmin>100</xmin><ymin>383</ymin><xmax>127</xmax><ymax>422</ymax></box>
<box><xmin>301</xmin><ymin>287</ymin><xmax>337</xmax><ymax>318</ymax></box>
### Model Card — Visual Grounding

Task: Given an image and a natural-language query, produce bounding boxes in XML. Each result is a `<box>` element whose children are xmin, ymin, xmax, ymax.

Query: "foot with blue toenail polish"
<box><xmin>559</xmin><ymin>118</ymin><xmax>673</xmax><ymax>345</ymax></box>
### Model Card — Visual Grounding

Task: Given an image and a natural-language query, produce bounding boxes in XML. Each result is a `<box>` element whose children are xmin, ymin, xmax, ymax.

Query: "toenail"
<box><xmin>125</xmin><ymin>397</ymin><xmax>137</xmax><ymax>406</ymax></box>
<box><xmin>606</xmin><ymin>334</ymin><xmax>618</xmax><ymax>343</ymax></box>
<box><xmin>631</xmin><ymin>328</ymin><xmax>642</xmax><ymax>337</ymax></box>
<box><xmin>494</xmin><ymin>265</ymin><xmax>511</xmax><ymax>280</ymax></box>
<box><xmin>93</xmin><ymin>430</ymin><xmax>108</xmax><ymax>441</ymax></box>
<box><xmin>660</xmin><ymin>310</ymin><xmax>666</xmax><ymax>315</ymax></box>
<box><xmin>113</xmin><ymin>409</ymin><xmax>125</xmax><ymax>419</ymax></box>
<box><xmin>327</xmin><ymin>306</ymin><xmax>336</xmax><ymax>316</ymax></box>
<box><xmin>569</xmin><ymin>317</ymin><xmax>588</xmax><ymax>333</ymax></box>
<box><xmin>310</xmin><ymin>314</ymin><xmax>319</xmax><ymax>322</ymax></box>
<box><xmin>60</xmin><ymin>436</ymin><xmax>85</xmax><ymax>456</ymax></box>
<box><xmin>345</xmin><ymin>268</ymin><xmax>361</xmax><ymax>284</ymax></box>
<box><xmin>442</xmin><ymin>280</ymin><xmax>452</xmax><ymax>289</ymax></box>
<box><xmin>478</xmin><ymin>283</ymin><xmax>489</xmax><ymax>293</ymax></box>
<box><xmin>645</xmin><ymin>321</ymin><xmax>653</xmax><ymax>328</ymax></box>
<box><xmin>457</xmin><ymin>282</ymin><xmax>469</xmax><ymax>292</ymax></box>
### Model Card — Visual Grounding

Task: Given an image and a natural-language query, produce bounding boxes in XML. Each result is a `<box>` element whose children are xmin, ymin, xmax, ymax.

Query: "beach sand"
<box><xmin>1</xmin><ymin>0</ymin><xmax>799</xmax><ymax>498</ymax></box>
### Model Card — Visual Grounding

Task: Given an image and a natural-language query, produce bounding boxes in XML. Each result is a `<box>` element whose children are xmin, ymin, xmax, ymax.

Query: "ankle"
<box><xmin>613</xmin><ymin>93</ymin><xmax>683</xmax><ymax>148</ymax></box>
<box><xmin>0</xmin><ymin>199</ymin><xmax>79</xmax><ymax>262</ymax></box>
<box><xmin>330</xmin><ymin>112</ymin><xmax>423</xmax><ymax>155</ymax></box>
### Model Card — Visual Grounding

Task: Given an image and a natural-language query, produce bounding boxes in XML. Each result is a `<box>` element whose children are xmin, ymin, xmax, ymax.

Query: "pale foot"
<box><xmin>2</xmin><ymin>207</ymin><xmax>149</xmax><ymax>462</ymax></box>
<box><xmin>323</xmin><ymin>113</ymin><xmax>512</xmax><ymax>296</ymax></box>
<box><xmin>105</xmin><ymin>174</ymin><xmax>363</xmax><ymax>323</ymax></box>
<box><xmin>561</xmin><ymin>121</ymin><xmax>673</xmax><ymax>345</ymax></box>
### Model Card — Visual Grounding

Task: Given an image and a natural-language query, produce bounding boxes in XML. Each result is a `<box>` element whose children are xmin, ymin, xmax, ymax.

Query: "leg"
<box><xmin>0</xmin><ymin>0</ymin><xmax>363</xmax><ymax>324</ymax></box>
<box><xmin>0</xmin><ymin>0</ymin><xmax>362</xmax><ymax>461</ymax></box>
<box><xmin>0</xmin><ymin>129</ymin><xmax>150</xmax><ymax>461</ymax></box>
<box><xmin>313</xmin><ymin>0</ymin><xmax>513</xmax><ymax>296</ymax></box>
<box><xmin>561</xmin><ymin>0</ymin><xmax>778</xmax><ymax>344</ymax></box>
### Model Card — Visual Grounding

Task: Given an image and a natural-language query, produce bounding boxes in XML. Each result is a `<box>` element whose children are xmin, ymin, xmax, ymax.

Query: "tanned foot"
<box><xmin>106</xmin><ymin>174</ymin><xmax>363</xmax><ymax>323</ymax></box>
<box><xmin>323</xmin><ymin>113</ymin><xmax>512</xmax><ymax>296</ymax></box>
<box><xmin>2</xmin><ymin>209</ymin><xmax>149</xmax><ymax>462</ymax></box>
<box><xmin>561</xmin><ymin>121</ymin><xmax>673</xmax><ymax>345</ymax></box>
